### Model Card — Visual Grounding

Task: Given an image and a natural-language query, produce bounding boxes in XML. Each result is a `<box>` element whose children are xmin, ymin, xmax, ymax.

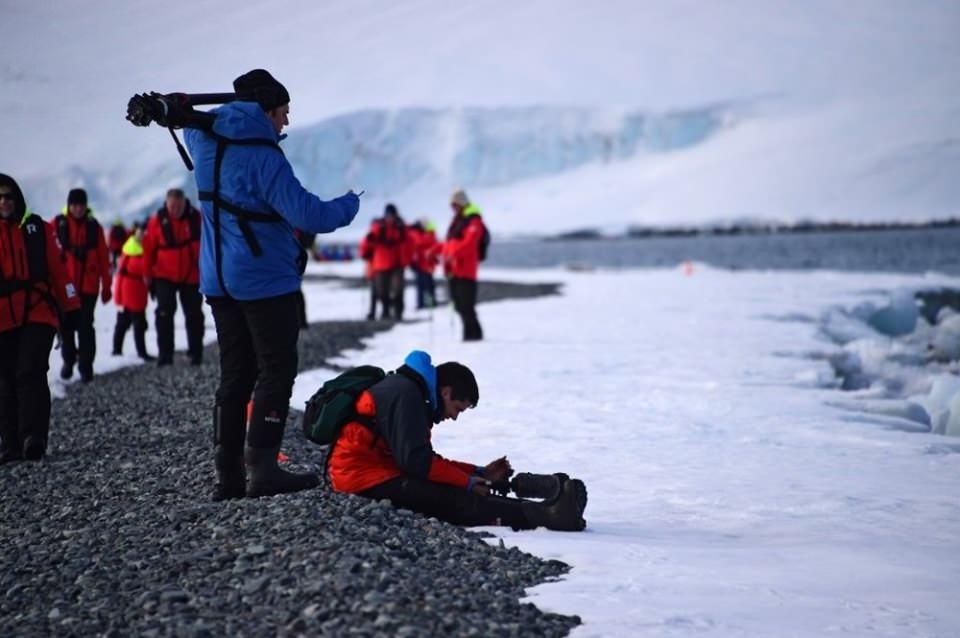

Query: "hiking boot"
<box><xmin>0</xmin><ymin>446</ymin><xmax>22</xmax><ymax>465</ymax></box>
<box><xmin>60</xmin><ymin>362</ymin><xmax>74</xmax><ymax>380</ymax></box>
<box><xmin>511</xmin><ymin>472</ymin><xmax>569</xmax><ymax>500</ymax></box>
<box><xmin>212</xmin><ymin>445</ymin><xmax>246</xmax><ymax>502</ymax></box>
<box><xmin>157</xmin><ymin>357</ymin><xmax>173</xmax><ymax>367</ymax></box>
<box><xmin>22</xmin><ymin>436</ymin><xmax>45</xmax><ymax>461</ymax></box>
<box><xmin>521</xmin><ymin>478</ymin><xmax>588</xmax><ymax>531</ymax></box>
<box><xmin>140</xmin><ymin>353</ymin><xmax>156</xmax><ymax>362</ymax></box>
<box><xmin>245</xmin><ymin>445</ymin><xmax>319</xmax><ymax>498</ymax></box>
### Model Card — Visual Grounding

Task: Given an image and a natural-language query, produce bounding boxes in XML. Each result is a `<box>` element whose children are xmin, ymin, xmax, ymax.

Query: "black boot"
<box><xmin>520</xmin><ymin>478</ymin><xmax>588</xmax><ymax>531</ymax></box>
<box><xmin>21</xmin><ymin>435</ymin><xmax>45</xmax><ymax>461</ymax></box>
<box><xmin>212</xmin><ymin>404</ymin><xmax>247</xmax><ymax>501</ymax></box>
<box><xmin>212</xmin><ymin>445</ymin><xmax>246</xmax><ymax>501</ymax></box>
<box><xmin>510</xmin><ymin>472</ymin><xmax>569</xmax><ymax>500</ymax></box>
<box><xmin>245</xmin><ymin>445</ymin><xmax>319</xmax><ymax>498</ymax></box>
<box><xmin>0</xmin><ymin>444</ymin><xmax>22</xmax><ymax>465</ymax></box>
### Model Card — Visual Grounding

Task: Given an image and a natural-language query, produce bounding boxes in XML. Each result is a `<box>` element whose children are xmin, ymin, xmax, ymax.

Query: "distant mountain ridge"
<box><xmin>20</xmin><ymin>105</ymin><xmax>727</xmax><ymax>227</ymax></box>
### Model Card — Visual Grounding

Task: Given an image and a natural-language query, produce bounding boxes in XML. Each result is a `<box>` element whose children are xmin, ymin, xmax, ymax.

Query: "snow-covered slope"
<box><xmin>3</xmin><ymin>0</ymin><xmax>959</xmax><ymax>234</ymax></box>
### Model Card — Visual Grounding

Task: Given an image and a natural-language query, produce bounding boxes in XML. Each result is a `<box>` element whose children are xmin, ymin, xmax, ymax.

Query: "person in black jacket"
<box><xmin>327</xmin><ymin>351</ymin><xmax>588</xmax><ymax>531</ymax></box>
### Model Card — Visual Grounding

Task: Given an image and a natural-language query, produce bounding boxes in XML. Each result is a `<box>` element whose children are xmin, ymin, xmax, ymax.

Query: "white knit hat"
<box><xmin>450</xmin><ymin>188</ymin><xmax>470</xmax><ymax>206</ymax></box>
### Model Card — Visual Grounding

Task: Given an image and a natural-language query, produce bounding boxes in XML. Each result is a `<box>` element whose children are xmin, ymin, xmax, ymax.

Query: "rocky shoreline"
<box><xmin>0</xmin><ymin>279</ymin><xmax>576</xmax><ymax>637</ymax></box>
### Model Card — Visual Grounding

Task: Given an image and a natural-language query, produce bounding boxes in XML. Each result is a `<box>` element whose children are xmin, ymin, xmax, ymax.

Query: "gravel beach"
<box><xmin>0</xmin><ymin>279</ymin><xmax>576</xmax><ymax>637</ymax></box>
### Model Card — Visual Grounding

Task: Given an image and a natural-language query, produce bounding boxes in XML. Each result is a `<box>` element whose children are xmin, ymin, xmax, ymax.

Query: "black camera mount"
<box><xmin>126</xmin><ymin>91</ymin><xmax>237</xmax><ymax>170</ymax></box>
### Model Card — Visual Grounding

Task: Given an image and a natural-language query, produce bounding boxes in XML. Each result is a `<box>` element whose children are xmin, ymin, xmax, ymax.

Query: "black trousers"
<box><xmin>113</xmin><ymin>310</ymin><xmax>148</xmax><ymax>356</ymax></box>
<box><xmin>414</xmin><ymin>268</ymin><xmax>436</xmax><ymax>309</ymax></box>
<box><xmin>61</xmin><ymin>293</ymin><xmax>97</xmax><ymax>376</ymax></box>
<box><xmin>208</xmin><ymin>292</ymin><xmax>300</xmax><ymax>453</ymax></box>
<box><xmin>374</xmin><ymin>268</ymin><xmax>405</xmax><ymax>319</ymax></box>
<box><xmin>449</xmin><ymin>277</ymin><xmax>482</xmax><ymax>340</ymax></box>
<box><xmin>360</xmin><ymin>476</ymin><xmax>532</xmax><ymax>529</ymax></box>
<box><xmin>154</xmin><ymin>279</ymin><xmax>204</xmax><ymax>363</ymax></box>
<box><xmin>0</xmin><ymin>324</ymin><xmax>56</xmax><ymax>453</ymax></box>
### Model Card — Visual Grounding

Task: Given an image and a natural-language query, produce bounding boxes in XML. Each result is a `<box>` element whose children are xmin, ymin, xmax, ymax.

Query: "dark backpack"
<box><xmin>477</xmin><ymin>219</ymin><xmax>491</xmax><ymax>262</ymax></box>
<box><xmin>301</xmin><ymin>365</ymin><xmax>386</xmax><ymax>446</ymax></box>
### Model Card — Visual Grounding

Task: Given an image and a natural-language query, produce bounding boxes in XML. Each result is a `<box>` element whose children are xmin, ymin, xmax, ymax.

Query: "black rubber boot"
<box><xmin>511</xmin><ymin>472</ymin><xmax>569</xmax><ymax>500</ymax></box>
<box><xmin>520</xmin><ymin>478</ymin><xmax>588</xmax><ymax>531</ymax></box>
<box><xmin>212</xmin><ymin>404</ymin><xmax>247</xmax><ymax>501</ymax></box>
<box><xmin>212</xmin><ymin>445</ymin><xmax>246</xmax><ymax>501</ymax></box>
<box><xmin>21</xmin><ymin>435</ymin><xmax>45</xmax><ymax>461</ymax></box>
<box><xmin>244</xmin><ymin>446</ymin><xmax>319</xmax><ymax>498</ymax></box>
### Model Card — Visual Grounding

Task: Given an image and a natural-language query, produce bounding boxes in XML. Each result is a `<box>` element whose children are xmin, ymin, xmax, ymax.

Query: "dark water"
<box><xmin>485</xmin><ymin>227</ymin><xmax>960</xmax><ymax>274</ymax></box>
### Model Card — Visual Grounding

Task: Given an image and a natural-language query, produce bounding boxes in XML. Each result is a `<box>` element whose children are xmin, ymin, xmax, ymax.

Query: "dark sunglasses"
<box><xmin>0</xmin><ymin>193</ymin><xmax>16</xmax><ymax>202</ymax></box>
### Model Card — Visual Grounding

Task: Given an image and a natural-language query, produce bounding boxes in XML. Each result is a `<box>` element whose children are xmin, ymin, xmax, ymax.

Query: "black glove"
<box><xmin>126</xmin><ymin>92</ymin><xmax>170</xmax><ymax>127</ymax></box>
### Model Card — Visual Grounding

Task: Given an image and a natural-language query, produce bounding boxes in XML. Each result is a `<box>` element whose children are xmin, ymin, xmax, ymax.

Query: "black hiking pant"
<box><xmin>374</xmin><ymin>268</ymin><xmax>405</xmax><ymax>320</ymax></box>
<box><xmin>0</xmin><ymin>324</ymin><xmax>56</xmax><ymax>454</ymax></box>
<box><xmin>414</xmin><ymin>267</ymin><xmax>435</xmax><ymax>309</ymax></box>
<box><xmin>61</xmin><ymin>293</ymin><xmax>97</xmax><ymax>377</ymax></box>
<box><xmin>449</xmin><ymin>277</ymin><xmax>482</xmax><ymax>341</ymax></box>
<box><xmin>360</xmin><ymin>476</ymin><xmax>533</xmax><ymax>529</ymax></box>
<box><xmin>208</xmin><ymin>292</ymin><xmax>300</xmax><ymax>455</ymax></box>
<box><xmin>154</xmin><ymin>279</ymin><xmax>204</xmax><ymax>364</ymax></box>
<box><xmin>112</xmin><ymin>310</ymin><xmax>148</xmax><ymax>357</ymax></box>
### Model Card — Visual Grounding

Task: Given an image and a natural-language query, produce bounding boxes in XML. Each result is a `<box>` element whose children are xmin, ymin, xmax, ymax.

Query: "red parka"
<box><xmin>143</xmin><ymin>205</ymin><xmax>201</xmax><ymax>284</ymax></box>
<box><xmin>442</xmin><ymin>205</ymin><xmax>485</xmax><ymax>280</ymax></box>
<box><xmin>113</xmin><ymin>235</ymin><xmax>148</xmax><ymax>313</ymax></box>
<box><xmin>366</xmin><ymin>218</ymin><xmax>412</xmax><ymax>273</ymax></box>
<box><xmin>0</xmin><ymin>212</ymin><xmax>80</xmax><ymax>333</ymax></box>
<box><xmin>409</xmin><ymin>224</ymin><xmax>439</xmax><ymax>274</ymax></box>
<box><xmin>55</xmin><ymin>209</ymin><xmax>112</xmax><ymax>297</ymax></box>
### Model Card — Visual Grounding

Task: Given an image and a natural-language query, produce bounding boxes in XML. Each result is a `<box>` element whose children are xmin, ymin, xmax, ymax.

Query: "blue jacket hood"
<box><xmin>403</xmin><ymin>350</ymin><xmax>438</xmax><ymax>416</ymax></box>
<box><xmin>211</xmin><ymin>101</ymin><xmax>281</xmax><ymax>142</ymax></box>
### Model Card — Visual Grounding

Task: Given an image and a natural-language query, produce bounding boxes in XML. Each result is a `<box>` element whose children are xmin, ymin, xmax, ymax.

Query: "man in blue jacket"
<box><xmin>183</xmin><ymin>69</ymin><xmax>361</xmax><ymax>500</ymax></box>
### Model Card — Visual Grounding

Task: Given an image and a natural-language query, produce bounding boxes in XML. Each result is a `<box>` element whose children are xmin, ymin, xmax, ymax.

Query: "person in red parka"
<box><xmin>358</xmin><ymin>230</ymin><xmax>378</xmax><ymax>320</ymax></box>
<box><xmin>111</xmin><ymin>223</ymin><xmax>154</xmax><ymax>361</ymax></box>
<box><xmin>408</xmin><ymin>219</ymin><xmax>439</xmax><ymax>309</ymax></box>
<box><xmin>366</xmin><ymin>204</ymin><xmax>411</xmax><ymax>320</ymax></box>
<box><xmin>142</xmin><ymin>188</ymin><xmax>204</xmax><ymax>366</ymax></box>
<box><xmin>0</xmin><ymin>174</ymin><xmax>81</xmax><ymax>462</ymax></box>
<box><xmin>107</xmin><ymin>218</ymin><xmax>130</xmax><ymax>271</ymax></box>
<box><xmin>55</xmin><ymin>188</ymin><xmax>112</xmax><ymax>383</ymax></box>
<box><xmin>442</xmin><ymin>188</ymin><xmax>486</xmax><ymax>341</ymax></box>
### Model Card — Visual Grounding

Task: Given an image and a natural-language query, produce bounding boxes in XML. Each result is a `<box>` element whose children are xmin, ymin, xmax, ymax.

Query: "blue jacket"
<box><xmin>184</xmin><ymin>101</ymin><xmax>359</xmax><ymax>299</ymax></box>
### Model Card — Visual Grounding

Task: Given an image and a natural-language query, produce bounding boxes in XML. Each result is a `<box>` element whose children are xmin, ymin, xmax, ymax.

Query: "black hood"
<box><xmin>0</xmin><ymin>173</ymin><xmax>27</xmax><ymax>221</ymax></box>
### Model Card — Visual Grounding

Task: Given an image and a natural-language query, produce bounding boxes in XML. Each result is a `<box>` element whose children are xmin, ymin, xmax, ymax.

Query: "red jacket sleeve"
<box><xmin>448</xmin><ymin>218</ymin><xmax>483</xmax><ymax>260</ymax></box>
<box><xmin>45</xmin><ymin>223</ymin><xmax>80</xmax><ymax>313</ymax></box>
<box><xmin>426</xmin><ymin>455</ymin><xmax>474</xmax><ymax>489</ymax></box>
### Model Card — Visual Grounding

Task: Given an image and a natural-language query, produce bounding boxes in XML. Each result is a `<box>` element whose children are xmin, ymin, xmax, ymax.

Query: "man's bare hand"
<box><xmin>482</xmin><ymin>456</ymin><xmax>513</xmax><ymax>482</ymax></box>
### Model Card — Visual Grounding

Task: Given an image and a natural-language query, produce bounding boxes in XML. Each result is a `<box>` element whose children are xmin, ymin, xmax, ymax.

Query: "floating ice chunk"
<box><xmin>928</xmin><ymin>314</ymin><xmax>960</xmax><ymax>362</ymax></box>
<box><xmin>947</xmin><ymin>393</ymin><xmax>960</xmax><ymax>437</ymax></box>
<box><xmin>820</xmin><ymin>307</ymin><xmax>877</xmax><ymax>344</ymax></box>
<box><xmin>915</xmin><ymin>374</ymin><xmax>960</xmax><ymax>434</ymax></box>
<box><xmin>867</xmin><ymin>290</ymin><xmax>919</xmax><ymax>337</ymax></box>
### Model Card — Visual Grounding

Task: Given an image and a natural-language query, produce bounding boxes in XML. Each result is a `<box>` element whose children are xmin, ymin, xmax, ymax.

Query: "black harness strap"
<box><xmin>157</xmin><ymin>208</ymin><xmax>201</xmax><ymax>250</ymax></box>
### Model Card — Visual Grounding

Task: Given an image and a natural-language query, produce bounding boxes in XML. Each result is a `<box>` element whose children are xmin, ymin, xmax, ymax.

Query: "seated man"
<box><xmin>327</xmin><ymin>351</ymin><xmax>587</xmax><ymax>531</ymax></box>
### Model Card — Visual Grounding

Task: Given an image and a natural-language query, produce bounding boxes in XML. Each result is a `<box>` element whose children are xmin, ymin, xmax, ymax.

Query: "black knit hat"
<box><xmin>233</xmin><ymin>69</ymin><xmax>290</xmax><ymax>112</ymax></box>
<box><xmin>67</xmin><ymin>187</ymin><xmax>88</xmax><ymax>206</ymax></box>
<box><xmin>384</xmin><ymin>203</ymin><xmax>399</xmax><ymax>217</ymax></box>
<box><xmin>0</xmin><ymin>173</ymin><xmax>27</xmax><ymax>220</ymax></box>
